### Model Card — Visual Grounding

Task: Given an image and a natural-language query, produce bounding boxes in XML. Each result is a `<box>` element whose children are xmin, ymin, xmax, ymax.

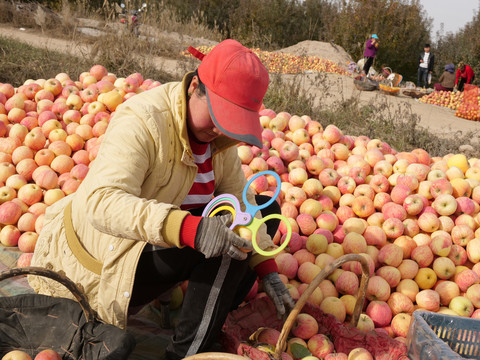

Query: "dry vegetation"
<box><xmin>0</xmin><ymin>0</ymin><xmax>479</xmax><ymax>157</ymax></box>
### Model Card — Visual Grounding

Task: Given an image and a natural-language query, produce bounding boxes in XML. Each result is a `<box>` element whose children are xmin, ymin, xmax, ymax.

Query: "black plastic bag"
<box><xmin>0</xmin><ymin>267</ymin><xmax>135</xmax><ymax>360</ymax></box>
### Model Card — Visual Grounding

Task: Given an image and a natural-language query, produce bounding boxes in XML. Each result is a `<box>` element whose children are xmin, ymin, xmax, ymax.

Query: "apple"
<box><xmin>390</xmin><ymin>313</ymin><xmax>412</xmax><ymax>338</ymax></box>
<box><xmin>365</xmin><ymin>275</ymin><xmax>391</xmax><ymax>301</ymax></box>
<box><xmin>454</xmin><ymin>269</ymin><xmax>480</xmax><ymax>292</ymax></box>
<box><xmin>285</xmin><ymin>186</ymin><xmax>307</xmax><ymax>207</ymax></box>
<box><xmin>291</xmin><ymin>313</ymin><xmax>319</xmax><ymax>340</ymax></box>
<box><xmin>2</xmin><ymin>350</ymin><xmax>33</xmax><ymax>360</ymax></box>
<box><xmin>448</xmin><ymin>244</ymin><xmax>468</xmax><ymax>266</ymax></box>
<box><xmin>17</xmin><ymin>211</ymin><xmax>37</xmax><ymax>232</ymax></box>
<box><xmin>376</xmin><ymin>266</ymin><xmax>401</xmax><ymax>288</ymax></box>
<box><xmin>414</xmin><ymin>267</ymin><xmax>437</xmax><ymax>290</ymax></box>
<box><xmin>297</xmin><ymin>262</ymin><xmax>321</xmax><ymax>284</ymax></box>
<box><xmin>356</xmin><ymin>313</ymin><xmax>375</xmax><ymax>333</ymax></box>
<box><xmin>417</xmin><ymin>212</ymin><xmax>440</xmax><ymax>233</ymax></box>
<box><xmin>0</xmin><ymin>185</ymin><xmax>16</xmax><ymax>204</ymax></box>
<box><xmin>387</xmin><ymin>291</ymin><xmax>414</xmax><ymax>316</ymax></box>
<box><xmin>302</xmin><ymin>178</ymin><xmax>323</xmax><ymax>200</ymax></box>
<box><xmin>465</xmin><ymin>283</ymin><xmax>480</xmax><ymax>308</ymax></box>
<box><xmin>18</xmin><ymin>231</ymin><xmax>39</xmax><ymax>253</ymax></box>
<box><xmin>403</xmin><ymin>194</ymin><xmax>424</xmax><ymax>215</ymax></box>
<box><xmin>432</xmin><ymin>193</ymin><xmax>457</xmax><ymax>216</ymax></box>
<box><xmin>430</xmin><ymin>234</ymin><xmax>452</xmax><ymax>257</ymax></box>
<box><xmin>305</xmin><ymin>155</ymin><xmax>326</xmax><ymax>176</ymax></box>
<box><xmin>366</xmin><ymin>300</ymin><xmax>392</xmax><ymax>327</ymax></box>
<box><xmin>348</xmin><ymin>348</ymin><xmax>373</xmax><ymax>360</ymax></box>
<box><xmin>351</xmin><ymin>196</ymin><xmax>374</xmax><ymax>218</ymax></box>
<box><xmin>335</xmin><ymin>270</ymin><xmax>359</xmax><ymax>295</ymax></box>
<box><xmin>0</xmin><ymin>200</ymin><xmax>22</xmax><ymax>225</ymax></box>
<box><xmin>305</xmin><ymin>233</ymin><xmax>328</xmax><ymax>255</ymax></box>
<box><xmin>5</xmin><ymin>174</ymin><xmax>27</xmax><ymax>190</ymax></box>
<box><xmin>449</xmin><ymin>296</ymin><xmax>474</xmax><ymax>317</ymax></box>
<box><xmin>396</xmin><ymin>279</ymin><xmax>419</xmax><ymax>302</ymax></box>
<box><xmin>293</xmin><ymin>249</ymin><xmax>315</xmax><ymax>266</ymax></box>
<box><xmin>288</xmin><ymin>167</ymin><xmax>308</xmax><ymax>186</ymax></box>
<box><xmin>307</xmin><ymin>334</ymin><xmax>334</xmax><ymax>358</ymax></box>
<box><xmin>377</xmin><ymin>243</ymin><xmax>403</xmax><ymax>267</ymax></box>
<box><xmin>435</xmin><ymin>280</ymin><xmax>460</xmax><ymax>306</ymax></box>
<box><xmin>466</xmin><ymin>238</ymin><xmax>480</xmax><ymax>263</ymax></box>
<box><xmin>320</xmin><ymin>296</ymin><xmax>346</xmax><ymax>322</ymax></box>
<box><xmin>0</xmin><ymin>224</ymin><xmax>21</xmax><ymax>247</ymax></box>
<box><xmin>416</xmin><ymin>289</ymin><xmax>440</xmax><ymax>311</ymax></box>
<box><xmin>362</xmin><ymin>225</ymin><xmax>387</xmax><ymax>247</ymax></box>
<box><xmin>382</xmin><ymin>202</ymin><xmax>406</xmax><ymax>221</ymax></box>
<box><xmin>432</xmin><ymin>257</ymin><xmax>456</xmax><ymax>280</ymax></box>
<box><xmin>33</xmin><ymin>349</ymin><xmax>62</xmax><ymax>360</ymax></box>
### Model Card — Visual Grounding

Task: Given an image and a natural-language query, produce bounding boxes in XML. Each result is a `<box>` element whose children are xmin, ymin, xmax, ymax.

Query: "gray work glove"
<box><xmin>194</xmin><ymin>214</ymin><xmax>253</xmax><ymax>261</ymax></box>
<box><xmin>262</xmin><ymin>272</ymin><xmax>295</xmax><ymax>318</ymax></box>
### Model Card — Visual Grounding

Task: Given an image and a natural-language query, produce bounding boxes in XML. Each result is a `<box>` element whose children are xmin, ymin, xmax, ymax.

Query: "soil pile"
<box><xmin>278</xmin><ymin>40</ymin><xmax>354</xmax><ymax>67</ymax></box>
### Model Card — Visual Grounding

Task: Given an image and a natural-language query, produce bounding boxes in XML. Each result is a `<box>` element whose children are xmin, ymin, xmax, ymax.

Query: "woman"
<box><xmin>455</xmin><ymin>61</ymin><xmax>475</xmax><ymax>91</ymax></box>
<box><xmin>29</xmin><ymin>39</ymin><xmax>294</xmax><ymax>360</ymax></box>
<box><xmin>434</xmin><ymin>63</ymin><xmax>455</xmax><ymax>92</ymax></box>
<box><xmin>362</xmin><ymin>34</ymin><xmax>379</xmax><ymax>76</ymax></box>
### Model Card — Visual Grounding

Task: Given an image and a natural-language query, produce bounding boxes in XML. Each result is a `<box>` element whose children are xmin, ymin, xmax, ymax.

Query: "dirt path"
<box><xmin>2</xmin><ymin>23</ymin><xmax>480</xmax><ymax>143</ymax></box>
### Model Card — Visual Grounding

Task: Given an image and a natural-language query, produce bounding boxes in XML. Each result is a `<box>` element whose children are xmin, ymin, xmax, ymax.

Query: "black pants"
<box><xmin>130</xmin><ymin>195</ymin><xmax>280</xmax><ymax>359</ymax></box>
<box><xmin>417</xmin><ymin>67</ymin><xmax>429</xmax><ymax>88</ymax></box>
<box><xmin>363</xmin><ymin>56</ymin><xmax>374</xmax><ymax>75</ymax></box>
<box><xmin>458</xmin><ymin>74</ymin><xmax>475</xmax><ymax>91</ymax></box>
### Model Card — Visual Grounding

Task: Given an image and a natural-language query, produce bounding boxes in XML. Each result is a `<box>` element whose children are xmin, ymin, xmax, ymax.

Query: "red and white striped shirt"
<box><xmin>181</xmin><ymin>137</ymin><xmax>215</xmax><ymax>210</ymax></box>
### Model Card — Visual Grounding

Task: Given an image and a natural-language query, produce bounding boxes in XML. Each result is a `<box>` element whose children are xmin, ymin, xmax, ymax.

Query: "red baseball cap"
<box><xmin>188</xmin><ymin>39</ymin><xmax>268</xmax><ymax>148</ymax></box>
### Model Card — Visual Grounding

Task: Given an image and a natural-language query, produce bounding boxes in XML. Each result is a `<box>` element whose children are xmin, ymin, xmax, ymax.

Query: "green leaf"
<box><xmin>290</xmin><ymin>343</ymin><xmax>311</xmax><ymax>359</ymax></box>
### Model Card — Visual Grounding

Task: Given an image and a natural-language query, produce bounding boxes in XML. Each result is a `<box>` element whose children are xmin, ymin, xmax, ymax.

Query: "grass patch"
<box><xmin>0</xmin><ymin>36</ymin><xmax>93</xmax><ymax>86</ymax></box>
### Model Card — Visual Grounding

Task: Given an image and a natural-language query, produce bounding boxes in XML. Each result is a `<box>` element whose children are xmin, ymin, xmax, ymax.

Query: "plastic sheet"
<box><xmin>406</xmin><ymin>310</ymin><xmax>480</xmax><ymax>360</ymax></box>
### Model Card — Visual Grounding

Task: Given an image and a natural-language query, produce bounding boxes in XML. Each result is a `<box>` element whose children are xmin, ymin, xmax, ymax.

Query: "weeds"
<box><xmin>0</xmin><ymin>36</ymin><xmax>93</xmax><ymax>87</ymax></box>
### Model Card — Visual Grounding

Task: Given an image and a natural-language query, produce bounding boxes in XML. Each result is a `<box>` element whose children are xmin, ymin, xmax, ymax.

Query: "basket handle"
<box><xmin>274</xmin><ymin>254</ymin><xmax>370</xmax><ymax>360</ymax></box>
<box><xmin>0</xmin><ymin>266</ymin><xmax>96</xmax><ymax>323</ymax></box>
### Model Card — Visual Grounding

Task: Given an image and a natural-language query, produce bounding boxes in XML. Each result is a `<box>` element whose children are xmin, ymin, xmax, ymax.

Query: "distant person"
<box><xmin>455</xmin><ymin>61</ymin><xmax>475</xmax><ymax>91</ymax></box>
<box><xmin>417</xmin><ymin>43</ymin><xmax>435</xmax><ymax>88</ymax></box>
<box><xmin>434</xmin><ymin>63</ymin><xmax>455</xmax><ymax>92</ymax></box>
<box><xmin>362</xmin><ymin>34</ymin><xmax>379</xmax><ymax>77</ymax></box>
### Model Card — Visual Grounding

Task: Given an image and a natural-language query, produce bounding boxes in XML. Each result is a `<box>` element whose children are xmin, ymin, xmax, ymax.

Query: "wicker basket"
<box><xmin>407</xmin><ymin>310</ymin><xmax>480</xmax><ymax>359</ymax></box>
<box><xmin>184</xmin><ymin>254</ymin><xmax>372</xmax><ymax>360</ymax></box>
<box><xmin>0</xmin><ymin>267</ymin><xmax>136</xmax><ymax>359</ymax></box>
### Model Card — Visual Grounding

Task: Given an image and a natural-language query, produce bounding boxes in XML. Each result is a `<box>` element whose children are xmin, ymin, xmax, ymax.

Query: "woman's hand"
<box><xmin>194</xmin><ymin>215</ymin><xmax>253</xmax><ymax>260</ymax></box>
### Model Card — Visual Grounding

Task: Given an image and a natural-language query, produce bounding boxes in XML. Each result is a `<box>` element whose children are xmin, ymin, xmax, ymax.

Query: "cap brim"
<box><xmin>206</xmin><ymin>87</ymin><xmax>263</xmax><ymax>148</ymax></box>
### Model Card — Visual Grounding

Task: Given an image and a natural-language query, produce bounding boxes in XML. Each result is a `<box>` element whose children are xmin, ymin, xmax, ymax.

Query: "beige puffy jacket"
<box><xmin>29</xmin><ymin>73</ymin><xmax>273</xmax><ymax>329</ymax></box>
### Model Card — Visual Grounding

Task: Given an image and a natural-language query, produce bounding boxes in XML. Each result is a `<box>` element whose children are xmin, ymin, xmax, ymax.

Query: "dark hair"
<box><xmin>424</xmin><ymin>43</ymin><xmax>430</xmax><ymax>48</ymax></box>
<box><xmin>192</xmin><ymin>69</ymin><xmax>206</xmax><ymax>96</ymax></box>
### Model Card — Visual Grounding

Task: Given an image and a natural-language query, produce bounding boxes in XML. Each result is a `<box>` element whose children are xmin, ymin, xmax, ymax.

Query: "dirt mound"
<box><xmin>278</xmin><ymin>40</ymin><xmax>354</xmax><ymax>67</ymax></box>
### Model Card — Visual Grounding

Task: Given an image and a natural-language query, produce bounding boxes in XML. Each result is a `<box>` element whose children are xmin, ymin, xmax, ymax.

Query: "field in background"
<box><xmin>0</xmin><ymin>0</ymin><xmax>479</xmax><ymax>157</ymax></box>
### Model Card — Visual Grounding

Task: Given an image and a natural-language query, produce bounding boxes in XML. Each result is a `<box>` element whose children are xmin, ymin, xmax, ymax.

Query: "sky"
<box><xmin>419</xmin><ymin>0</ymin><xmax>479</xmax><ymax>39</ymax></box>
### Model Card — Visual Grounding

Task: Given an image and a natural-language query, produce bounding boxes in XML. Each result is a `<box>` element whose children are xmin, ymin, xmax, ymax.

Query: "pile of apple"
<box><xmin>419</xmin><ymin>90</ymin><xmax>463</xmax><ymax>110</ymax></box>
<box><xmin>2</xmin><ymin>348</ymin><xmax>61</xmax><ymax>360</ymax></box>
<box><xmin>3</xmin><ymin>65</ymin><xmax>480</xmax><ymax>359</ymax></box>
<box><xmin>0</xmin><ymin>65</ymin><xmax>161</xmax><ymax>266</ymax></box>
<box><xmin>455</xmin><ymin>87</ymin><xmax>480</xmax><ymax>121</ymax></box>
<box><xmin>183</xmin><ymin>46</ymin><xmax>350</xmax><ymax>76</ymax></box>
<box><xmin>235</xmin><ymin>110</ymin><xmax>480</xmax><ymax>359</ymax></box>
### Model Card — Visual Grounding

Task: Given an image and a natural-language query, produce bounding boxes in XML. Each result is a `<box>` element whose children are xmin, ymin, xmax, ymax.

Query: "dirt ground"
<box><xmin>2</xmin><ymin>22</ymin><xmax>480</xmax><ymax>144</ymax></box>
